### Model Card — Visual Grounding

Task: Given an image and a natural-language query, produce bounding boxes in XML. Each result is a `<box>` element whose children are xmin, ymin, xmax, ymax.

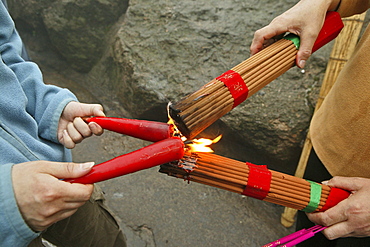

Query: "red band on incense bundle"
<box><xmin>84</xmin><ymin>117</ymin><xmax>174</xmax><ymax>142</ymax></box>
<box><xmin>216</xmin><ymin>70</ymin><xmax>249</xmax><ymax>108</ymax></box>
<box><xmin>242</xmin><ymin>163</ymin><xmax>271</xmax><ymax>200</ymax></box>
<box><xmin>66</xmin><ymin>137</ymin><xmax>184</xmax><ymax>184</ymax></box>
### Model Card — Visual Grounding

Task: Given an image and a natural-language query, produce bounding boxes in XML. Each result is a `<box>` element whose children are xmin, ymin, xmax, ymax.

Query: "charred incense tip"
<box><xmin>168</xmin><ymin>103</ymin><xmax>191</xmax><ymax>138</ymax></box>
<box><xmin>159</xmin><ymin>153</ymin><xmax>199</xmax><ymax>175</ymax></box>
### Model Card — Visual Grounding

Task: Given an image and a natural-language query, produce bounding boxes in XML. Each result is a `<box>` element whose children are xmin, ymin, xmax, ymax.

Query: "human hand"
<box><xmin>58</xmin><ymin>101</ymin><xmax>105</xmax><ymax>149</ymax></box>
<box><xmin>249</xmin><ymin>0</ymin><xmax>340</xmax><ymax>68</ymax></box>
<box><xmin>307</xmin><ymin>176</ymin><xmax>370</xmax><ymax>239</ymax></box>
<box><xmin>12</xmin><ymin>161</ymin><xmax>94</xmax><ymax>232</ymax></box>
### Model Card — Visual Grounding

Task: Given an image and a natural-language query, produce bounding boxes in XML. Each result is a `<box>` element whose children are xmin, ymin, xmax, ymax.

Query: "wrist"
<box><xmin>299</xmin><ymin>0</ymin><xmax>340</xmax><ymax>13</ymax></box>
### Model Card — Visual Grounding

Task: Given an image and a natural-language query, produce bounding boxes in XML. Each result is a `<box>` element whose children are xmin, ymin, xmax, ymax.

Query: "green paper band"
<box><xmin>284</xmin><ymin>33</ymin><xmax>300</xmax><ymax>49</ymax></box>
<box><xmin>302</xmin><ymin>180</ymin><xmax>322</xmax><ymax>213</ymax></box>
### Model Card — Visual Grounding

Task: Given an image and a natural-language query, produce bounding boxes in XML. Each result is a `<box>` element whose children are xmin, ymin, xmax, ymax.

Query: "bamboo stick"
<box><xmin>280</xmin><ymin>12</ymin><xmax>367</xmax><ymax>228</ymax></box>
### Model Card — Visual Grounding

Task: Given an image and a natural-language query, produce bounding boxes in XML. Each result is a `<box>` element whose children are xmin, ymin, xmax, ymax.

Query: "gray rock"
<box><xmin>42</xmin><ymin>0</ymin><xmax>129</xmax><ymax>72</ymax></box>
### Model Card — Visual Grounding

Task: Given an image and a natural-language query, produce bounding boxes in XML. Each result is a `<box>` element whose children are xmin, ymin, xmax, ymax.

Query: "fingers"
<box><xmin>71</xmin><ymin>104</ymin><xmax>105</xmax><ymax>136</ymax></box>
<box><xmin>33</xmin><ymin>161</ymin><xmax>94</xmax><ymax>201</ymax></box>
<box><xmin>31</xmin><ymin>208</ymin><xmax>80</xmax><ymax>232</ymax></box>
<box><xmin>12</xmin><ymin>161</ymin><xmax>94</xmax><ymax>232</ymax></box>
<box><xmin>295</xmin><ymin>24</ymin><xmax>322</xmax><ymax>68</ymax></box>
<box><xmin>58</xmin><ymin>100</ymin><xmax>107</xmax><ymax>149</ymax></box>
<box><xmin>88</xmin><ymin>121</ymin><xmax>104</xmax><ymax>136</ymax></box>
<box><xmin>61</xmin><ymin>129</ymin><xmax>75</xmax><ymax>149</ymax></box>
<box><xmin>250</xmin><ymin>25</ymin><xmax>286</xmax><ymax>56</ymax></box>
<box><xmin>62</xmin><ymin>118</ymin><xmax>92</xmax><ymax>149</ymax></box>
<box><xmin>321</xmin><ymin>222</ymin><xmax>354</xmax><ymax>240</ymax></box>
<box><xmin>68</xmin><ymin>117</ymin><xmax>92</xmax><ymax>142</ymax></box>
<box><xmin>79</xmin><ymin>102</ymin><xmax>106</xmax><ymax>118</ymax></box>
<box><xmin>63</xmin><ymin>102</ymin><xmax>105</xmax><ymax>120</ymax></box>
<box><xmin>68</xmin><ymin>117</ymin><xmax>104</xmax><ymax>146</ymax></box>
<box><xmin>249</xmin><ymin>1</ymin><xmax>328</xmax><ymax>68</ymax></box>
<box><xmin>43</xmin><ymin>161</ymin><xmax>95</xmax><ymax>179</ymax></box>
<box><xmin>306</xmin><ymin>202</ymin><xmax>351</xmax><ymax>240</ymax></box>
<box><xmin>306</xmin><ymin>178</ymin><xmax>354</xmax><ymax>228</ymax></box>
<box><xmin>307</xmin><ymin>177</ymin><xmax>370</xmax><ymax>239</ymax></box>
<box><xmin>325</xmin><ymin>176</ymin><xmax>367</xmax><ymax>191</ymax></box>
<box><xmin>90</xmin><ymin>104</ymin><xmax>105</xmax><ymax>117</ymax></box>
<box><xmin>251</xmin><ymin>23</ymin><xmax>316</xmax><ymax>68</ymax></box>
<box><xmin>308</xmin><ymin>203</ymin><xmax>369</xmax><ymax>240</ymax></box>
<box><xmin>249</xmin><ymin>28</ymin><xmax>269</xmax><ymax>56</ymax></box>
<box><xmin>307</xmin><ymin>202</ymin><xmax>348</xmax><ymax>227</ymax></box>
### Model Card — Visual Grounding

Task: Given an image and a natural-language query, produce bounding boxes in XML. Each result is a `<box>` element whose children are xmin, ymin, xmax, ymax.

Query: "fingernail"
<box><xmin>80</xmin><ymin>162</ymin><xmax>95</xmax><ymax>170</ymax></box>
<box><xmin>89</xmin><ymin>122</ymin><xmax>98</xmax><ymax>129</ymax></box>
<box><xmin>299</xmin><ymin>59</ymin><xmax>306</xmax><ymax>68</ymax></box>
<box><xmin>321</xmin><ymin>180</ymin><xmax>329</xmax><ymax>185</ymax></box>
<box><xmin>63</xmin><ymin>129</ymin><xmax>70</xmax><ymax>137</ymax></box>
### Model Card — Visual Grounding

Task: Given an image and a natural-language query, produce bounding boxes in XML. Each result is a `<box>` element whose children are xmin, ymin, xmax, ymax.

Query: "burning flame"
<box><xmin>186</xmin><ymin>135</ymin><xmax>222</xmax><ymax>153</ymax></box>
<box><xmin>167</xmin><ymin>102</ymin><xmax>221</xmax><ymax>153</ymax></box>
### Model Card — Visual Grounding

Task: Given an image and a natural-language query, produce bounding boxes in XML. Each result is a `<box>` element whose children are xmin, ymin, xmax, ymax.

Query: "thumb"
<box><xmin>324</xmin><ymin>176</ymin><xmax>364</xmax><ymax>192</ymax></box>
<box><xmin>76</xmin><ymin>103</ymin><xmax>105</xmax><ymax>118</ymax></box>
<box><xmin>89</xmin><ymin>104</ymin><xmax>106</xmax><ymax>117</ymax></box>
<box><xmin>296</xmin><ymin>35</ymin><xmax>316</xmax><ymax>68</ymax></box>
<box><xmin>47</xmin><ymin>162</ymin><xmax>95</xmax><ymax>180</ymax></box>
<box><xmin>64</xmin><ymin>102</ymin><xmax>105</xmax><ymax>119</ymax></box>
<box><xmin>295</xmin><ymin>18</ymin><xmax>325</xmax><ymax>68</ymax></box>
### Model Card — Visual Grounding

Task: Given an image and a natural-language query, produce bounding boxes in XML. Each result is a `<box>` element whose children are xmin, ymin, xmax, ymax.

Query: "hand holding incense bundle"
<box><xmin>159</xmin><ymin>152</ymin><xmax>350</xmax><ymax>212</ymax></box>
<box><xmin>169</xmin><ymin>12</ymin><xmax>344</xmax><ymax>139</ymax></box>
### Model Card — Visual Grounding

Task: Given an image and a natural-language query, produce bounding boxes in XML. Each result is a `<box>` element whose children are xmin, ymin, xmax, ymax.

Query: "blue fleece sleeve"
<box><xmin>37</xmin><ymin>89</ymin><xmax>78</xmax><ymax>143</ymax></box>
<box><xmin>0</xmin><ymin>163</ymin><xmax>39</xmax><ymax>247</ymax></box>
<box><xmin>0</xmin><ymin>3</ymin><xmax>78</xmax><ymax>143</ymax></box>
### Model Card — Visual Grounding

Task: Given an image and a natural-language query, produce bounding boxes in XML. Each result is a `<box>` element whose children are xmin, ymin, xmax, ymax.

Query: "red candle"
<box><xmin>85</xmin><ymin>117</ymin><xmax>174</xmax><ymax>142</ymax></box>
<box><xmin>66</xmin><ymin>137</ymin><xmax>184</xmax><ymax>184</ymax></box>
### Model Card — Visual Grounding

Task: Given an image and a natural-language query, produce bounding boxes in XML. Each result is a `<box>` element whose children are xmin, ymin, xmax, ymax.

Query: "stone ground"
<box><xmin>40</xmin><ymin>67</ymin><xmax>295</xmax><ymax>247</ymax></box>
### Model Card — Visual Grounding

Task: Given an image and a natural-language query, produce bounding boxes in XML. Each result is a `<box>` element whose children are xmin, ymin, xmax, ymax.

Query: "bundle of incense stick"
<box><xmin>159</xmin><ymin>152</ymin><xmax>350</xmax><ymax>212</ymax></box>
<box><xmin>169</xmin><ymin>12</ymin><xmax>343</xmax><ymax>139</ymax></box>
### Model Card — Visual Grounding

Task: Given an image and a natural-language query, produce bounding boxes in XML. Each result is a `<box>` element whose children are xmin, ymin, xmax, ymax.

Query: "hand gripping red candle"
<box><xmin>66</xmin><ymin>137</ymin><xmax>184</xmax><ymax>184</ymax></box>
<box><xmin>85</xmin><ymin>117</ymin><xmax>174</xmax><ymax>142</ymax></box>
